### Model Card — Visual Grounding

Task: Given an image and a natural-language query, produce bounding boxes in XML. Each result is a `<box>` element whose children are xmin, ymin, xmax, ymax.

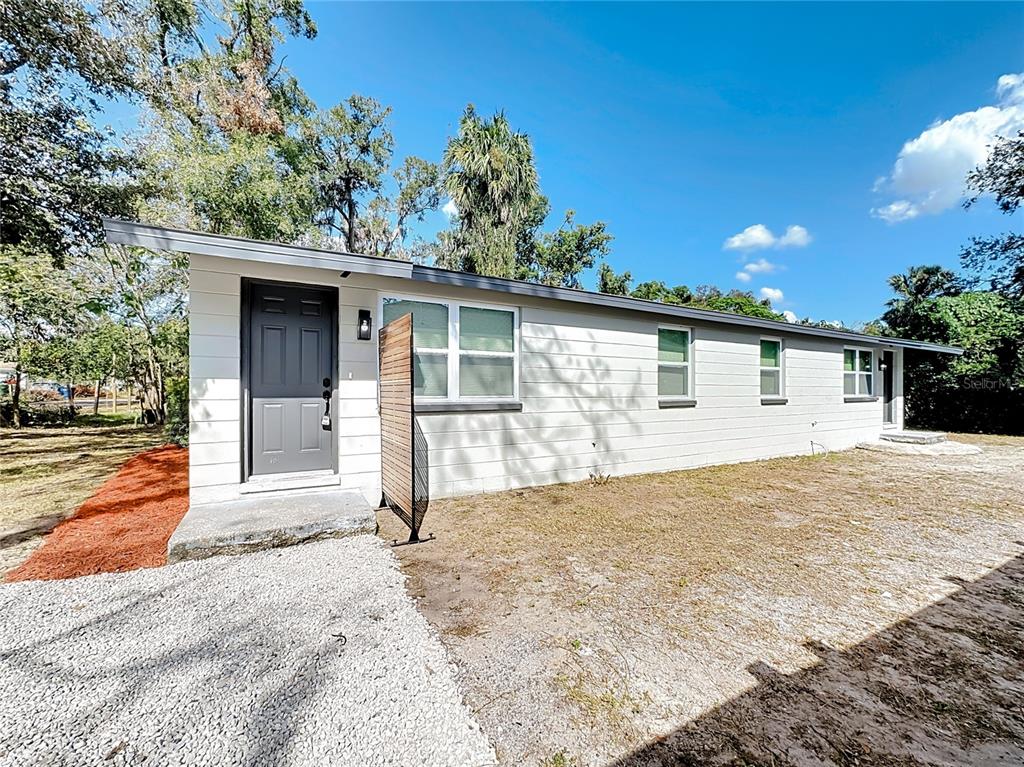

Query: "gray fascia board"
<box><xmin>409</xmin><ymin>265</ymin><xmax>963</xmax><ymax>355</ymax></box>
<box><xmin>102</xmin><ymin>218</ymin><xmax>963</xmax><ymax>356</ymax></box>
<box><xmin>102</xmin><ymin>219</ymin><xmax>413</xmax><ymax>280</ymax></box>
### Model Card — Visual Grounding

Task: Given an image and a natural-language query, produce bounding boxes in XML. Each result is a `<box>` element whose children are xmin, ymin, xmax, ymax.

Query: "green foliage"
<box><xmin>880</xmin><ymin>269</ymin><xmax>1024</xmax><ymax>434</ymax></box>
<box><xmin>164</xmin><ymin>375</ymin><xmax>189</xmax><ymax>445</ymax></box>
<box><xmin>441</xmin><ymin>105</ymin><xmax>542</xmax><ymax>278</ymax></box>
<box><xmin>310</xmin><ymin>94</ymin><xmax>393</xmax><ymax>249</ymax></box>
<box><xmin>701</xmin><ymin>292</ymin><xmax>784</xmax><ymax>320</ymax></box>
<box><xmin>610</xmin><ymin>277</ymin><xmax>784</xmax><ymax>321</ymax></box>
<box><xmin>161</xmin><ymin>129</ymin><xmax>317</xmax><ymax>240</ymax></box>
<box><xmin>962</xmin><ymin>131</ymin><xmax>1024</xmax><ymax>299</ymax></box>
<box><xmin>597</xmin><ymin>263</ymin><xmax>632</xmax><ymax>296</ymax></box>
<box><xmin>0</xmin><ymin>0</ymin><xmax>136</xmax><ymax>95</ymax></box>
<box><xmin>887</xmin><ymin>265</ymin><xmax>960</xmax><ymax>303</ymax></box>
<box><xmin>522</xmin><ymin>211</ymin><xmax>613</xmax><ymax>289</ymax></box>
<box><xmin>1</xmin><ymin>0</ymin><xmax>143</xmax><ymax>265</ymax></box>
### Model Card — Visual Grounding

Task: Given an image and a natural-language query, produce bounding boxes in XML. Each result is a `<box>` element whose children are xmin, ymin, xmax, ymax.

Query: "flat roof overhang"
<box><xmin>102</xmin><ymin>218</ymin><xmax>964</xmax><ymax>356</ymax></box>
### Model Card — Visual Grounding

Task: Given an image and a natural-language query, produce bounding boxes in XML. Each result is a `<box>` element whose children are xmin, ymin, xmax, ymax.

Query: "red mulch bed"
<box><xmin>5</xmin><ymin>445</ymin><xmax>189</xmax><ymax>582</ymax></box>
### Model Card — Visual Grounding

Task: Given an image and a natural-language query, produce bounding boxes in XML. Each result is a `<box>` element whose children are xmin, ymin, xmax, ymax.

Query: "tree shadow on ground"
<box><xmin>608</xmin><ymin>545</ymin><xmax>1024</xmax><ymax>766</ymax></box>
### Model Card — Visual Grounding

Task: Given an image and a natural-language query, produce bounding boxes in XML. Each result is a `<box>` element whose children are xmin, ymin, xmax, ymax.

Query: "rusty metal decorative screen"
<box><xmin>378</xmin><ymin>313</ymin><xmax>428</xmax><ymax>543</ymax></box>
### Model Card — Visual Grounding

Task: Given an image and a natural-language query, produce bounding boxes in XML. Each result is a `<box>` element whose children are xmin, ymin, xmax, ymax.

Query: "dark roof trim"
<box><xmin>102</xmin><ymin>218</ymin><xmax>413</xmax><ymax>280</ymax></box>
<box><xmin>102</xmin><ymin>219</ymin><xmax>963</xmax><ymax>356</ymax></box>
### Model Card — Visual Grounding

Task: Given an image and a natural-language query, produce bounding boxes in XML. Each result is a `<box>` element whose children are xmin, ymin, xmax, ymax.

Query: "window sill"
<box><xmin>844</xmin><ymin>395</ymin><xmax>878</xmax><ymax>403</ymax></box>
<box><xmin>415</xmin><ymin>401</ymin><xmax>523</xmax><ymax>413</ymax></box>
<box><xmin>760</xmin><ymin>397</ymin><xmax>788</xmax><ymax>405</ymax></box>
<box><xmin>659</xmin><ymin>398</ymin><xmax>697</xmax><ymax>409</ymax></box>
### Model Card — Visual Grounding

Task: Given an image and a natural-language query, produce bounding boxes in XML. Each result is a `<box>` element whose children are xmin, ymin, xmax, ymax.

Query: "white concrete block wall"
<box><xmin>187</xmin><ymin>254</ymin><xmax>898</xmax><ymax>506</ymax></box>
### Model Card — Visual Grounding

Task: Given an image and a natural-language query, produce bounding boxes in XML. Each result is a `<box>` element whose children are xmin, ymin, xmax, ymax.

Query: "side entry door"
<box><xmin>248</xmin><ymin>282</ymin><xmax>336</xmax><ymax>476</ymax></box>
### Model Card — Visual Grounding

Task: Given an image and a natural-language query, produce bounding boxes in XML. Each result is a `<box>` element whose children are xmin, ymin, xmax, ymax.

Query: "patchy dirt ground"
<box><xmin>378</xmin><ymin>435</ymin><xmax>1024</xmax><ymax>766</ymax></box>
<box><xmin>0</xmin><ymin>423</ymin><xmax>166</xmax><ymax>576</ymax></box>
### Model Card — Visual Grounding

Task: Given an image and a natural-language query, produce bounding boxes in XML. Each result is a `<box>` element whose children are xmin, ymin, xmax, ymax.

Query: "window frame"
<box><xmin>843</xmin><ymin>345</ymin><xmax>875</xmax><ymax>398</ymax></box>
<box><xmin>759</xmin><ymin>336</ymin><xmax>785</xmax><ymax>400</ymax></box>
<box><xmin>657</xmin><ymin>324</ymin><xmax>694</xmax><ymax>402</ymax></box>
<box><xmin>379</xmin><ymin>293</ymin><xmax>520</xmax><ymax>403</ymax></box>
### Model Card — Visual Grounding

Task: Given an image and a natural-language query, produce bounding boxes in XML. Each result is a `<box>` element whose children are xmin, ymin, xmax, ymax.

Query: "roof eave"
<box><xmin>101</xmin><ymin>219</ymin><xmax>964</xmax><ymax>356</ymax></box>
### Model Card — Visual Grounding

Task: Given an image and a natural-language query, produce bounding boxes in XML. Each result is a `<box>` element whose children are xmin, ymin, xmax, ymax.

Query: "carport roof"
<box><xmin>102</xmin><ymin>218</ymin><xmax>963</xmax><ymax>356</ymax></box>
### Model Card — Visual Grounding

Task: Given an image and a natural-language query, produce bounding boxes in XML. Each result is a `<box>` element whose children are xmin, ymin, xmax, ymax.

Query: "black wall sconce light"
<box><xmin>357</xmin><ymin>309</ymin><xmax>372</xmax><ymax>341</ymax></box>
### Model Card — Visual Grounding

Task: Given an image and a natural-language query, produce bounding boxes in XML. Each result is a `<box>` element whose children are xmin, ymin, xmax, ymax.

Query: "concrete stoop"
<box><xmin>168</xmin><ymin>488</ymin><xmax>377</xmax><ymax>563</ymax></box>
<box><xmin>879</xmin><ymin>430</ymin><xmax>946</xmax><ymax>445</ymax></box>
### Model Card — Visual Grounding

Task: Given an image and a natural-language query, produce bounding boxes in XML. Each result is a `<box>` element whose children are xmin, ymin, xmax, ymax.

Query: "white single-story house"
<box><xmin>104</xmin><ymin>220</ymin><xmax>962</xmax><ymax>510</ymax></box>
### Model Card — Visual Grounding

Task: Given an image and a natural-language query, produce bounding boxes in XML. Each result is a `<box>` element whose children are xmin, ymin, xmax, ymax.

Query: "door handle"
<box><xmin>321</xmin><ymin>395</ymin><xmax>332</xmax><ymax>430</ymax></box>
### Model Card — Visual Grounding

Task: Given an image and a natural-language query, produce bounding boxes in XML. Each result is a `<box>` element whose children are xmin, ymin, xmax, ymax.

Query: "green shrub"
<box><xmin>165</xmin><ymin>376</ymin><xmax>189</xmax><ymax>446</ymax></box>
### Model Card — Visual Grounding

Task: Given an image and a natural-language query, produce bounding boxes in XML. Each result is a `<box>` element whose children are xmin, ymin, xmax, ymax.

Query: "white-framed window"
<box><xmin>381</xmin><ymin>295</ymin><xmax>519</xmax><ymax>401</ymax></box>
<box><xmin>759</xmin><ymin>337</ymin><xmax>784</xmax><ymax>397</ymax></box>
<box><xmin>657</xmin><ymin>326</ymin><xmax>692</xmax><ymax>398</ymax></box>
<box><xmin>844</xmin><ymin>347</ymin><xmax>874</xmax><ymax>396</ymax></box>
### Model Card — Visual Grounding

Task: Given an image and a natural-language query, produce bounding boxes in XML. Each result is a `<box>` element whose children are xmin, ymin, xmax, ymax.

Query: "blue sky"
<box><xmin>115</xmin><ymin>2</ymin><xmax>1024</xmax><ymax>326</ymax></box>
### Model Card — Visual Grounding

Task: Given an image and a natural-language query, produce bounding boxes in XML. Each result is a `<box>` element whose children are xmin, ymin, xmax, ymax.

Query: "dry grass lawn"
<box><xmin>378</xmin><ymin>435</ymin><xmax>1024</xmax><ymax>766</ymax></box>
<box><xmin>0</xmin><ymin>421</ymin><xmax>166</xmax><ymax>575</ymax></box>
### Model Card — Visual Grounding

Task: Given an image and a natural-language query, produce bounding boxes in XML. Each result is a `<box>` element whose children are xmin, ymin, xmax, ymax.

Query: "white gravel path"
<box><xmin>0</xmin><ymin>536</ymin><xmax>495</xmax><ymax>767</ymax></box>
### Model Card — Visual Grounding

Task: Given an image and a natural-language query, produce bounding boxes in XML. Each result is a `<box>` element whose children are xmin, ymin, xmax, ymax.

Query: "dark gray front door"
<box><xmin>882</xmin><ymin>350</ymin><xmax>895</xmax><ymax>424</ymax></box>
<box><xmin>248</xmin><ymin>282</ymin><xmax>336</xmax><ymax>476</ymax></box>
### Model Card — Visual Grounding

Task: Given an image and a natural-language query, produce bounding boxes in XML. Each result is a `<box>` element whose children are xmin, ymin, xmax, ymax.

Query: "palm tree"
<box><xmin>887</xmin><ymin>265</ymin><xmax>959</xmax><ymax>306</ymax></box>
<box><xmin>442</xmin><ymin>105</ymin><xmax>540</xmax><ymax>277</ymax></box>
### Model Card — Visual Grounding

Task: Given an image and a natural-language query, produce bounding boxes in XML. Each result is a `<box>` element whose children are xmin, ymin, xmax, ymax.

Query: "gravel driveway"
<box><xmin>0</xmin><ymin>536</ymin><xmax>495</xmax><ymax>767</ymax></box>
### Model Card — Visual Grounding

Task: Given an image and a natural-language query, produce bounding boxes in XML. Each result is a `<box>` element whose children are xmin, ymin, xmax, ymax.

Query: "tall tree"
<box><xmin>0</xmin><ymin>250</ymin><xmax>80</xmax><ymax>426</ymax></box>
<box><xmin>358</xmin><ymin>156</ymin><xmax>442</xmax><ymax>259</ymax></box>
<box><xmin>441</xmin><ymin>105</ymin><xmax>541</xmax><ymax>278</ymax></box>
<box><xmin>880</xmin><ymin>269</ymin><xmax>1024</xmax><ymax>435</ymax></box>
<box><xmin>887</xmin><ymin>265</ymin><xmax>959</xmax><ymax>303</ymax></box>
<box><xmin>311</xmin><ymin>95</ymin><xmax>393</xmax><ymax>251</ymax></box>
<box><xmin>137</xmin><ymin>0</ymin><xmax>321</xmax><ymax>240</ymax></box>
<box><xmin>1</xmin><ymin>0</ymin><xmax>142</xmax><ymax>264</ymax></box>
<box><xmin>521</xmin><ymin>211</ymin><xmax>613</xmax><ymax>289</ymax></box>
<box><xmin>962</xmin><ymin>131</ymin><xmax>1024</xmax><ymax>299</ymax></box>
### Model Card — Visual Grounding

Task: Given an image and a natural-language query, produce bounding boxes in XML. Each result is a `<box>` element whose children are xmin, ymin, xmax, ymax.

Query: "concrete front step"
<box><xmin>879</xmin><ymin>430</ymin><xmax>947</xmax><ymax>445</ymax></box>
<box><xmin>168</xmin><ymin>488</ymin><xmax>377</xmax><ymax>563</ymax></box>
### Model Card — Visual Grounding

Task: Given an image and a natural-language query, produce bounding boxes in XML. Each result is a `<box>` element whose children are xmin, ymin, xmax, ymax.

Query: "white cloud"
<box><xmin>723</xmin><ymin>224</ymin><xmax>812</xmax><ymax>251</ymax></box>
<box><xmin>872</xmin><ymin>200</ymin><xmax>920</xmax><ymax>224</ymax></box>
<box><xmin>442</xmin><ymin>199</ymin><xmax>459</xmax><ymax>218</ymax></box>
<box><xmin>782</xmin><ymin>310</ymin><xmax>798</xmax><ymax>323</ymax></box>
<box><xmin>743</xmin><ymin>257</ymin><xmax>777</xmax><ymax>274</ymax></box>
<box><xmin>872</xmin><ymin>72</ymin><xmax>1024</xmax><ymax>223</ymax></box>
<box><xmin>759</xmin><ymin>287</ymin><xmax>784</xmax><ymax>303</ymax></box>
<box><xmin>778</xmin><ymin>225</ymin><xmax>811</xmax><ymax>247</ymax></box>
<box><xmin>735</xmin><ymin>270</ymin><xmax>752</xmax><ymax>283</ymax></box>
<box><xmin>724</xmin><ymin>224</ymin><xmax>776</xmax><ymax>251</ymax></box>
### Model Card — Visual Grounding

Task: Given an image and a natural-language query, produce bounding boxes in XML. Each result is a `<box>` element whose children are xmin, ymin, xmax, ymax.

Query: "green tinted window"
<box><xmin>460</xmin><ymin>307</ymin><xmax>514</xmax><ymax>353</ymax></box>
<box><xmin>413</xmin><ymin>353</ymin><xmax>447</xmax><ymax>397</ymax></box>
<box><xmin>760</xmin><ymin>339</ymin><xmax>781</xmax><ymax>368</ymax></box>
<box><xmin>460</xmin><ymin>355</ymin><xmax>514</xmax><ymax>397</ymax></box>
<box><xmin>760</xmin><ymin>369</ymin><xmax>781</xmax><ymax>396</ymax></box>
<box><xmin>658</xmin><ymin>365</ymin><xmax>688</xmax><ymax>397</ymax></box>
<box><xmin>658</xmin><ymin>329</ymin><xmax>689</xmax><ymax>363</ymax></box>
<box><xmin>844</xmin><ymin>349</ymin><xmax>856</xmax><ymax>371</ymax></box>
<box><xmin>383</xmin><ymin>299</ymin><xmax>448</xmax><ymax>349</ymax></box>
<box><xmin>859</xmin><ymin>350</ymin><xmax>873</xmax><ymax>372</ymax></box>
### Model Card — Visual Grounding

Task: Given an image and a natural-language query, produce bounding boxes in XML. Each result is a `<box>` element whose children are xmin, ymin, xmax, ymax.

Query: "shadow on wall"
<box><xmin>426</xmin><ymin>314</ymin><xmax>644</xmax><ymax>493</ymax></box>
<box><xmin>607</xmin><ymin>544</ymin><xmax>1024</xmax><ymax>766</ymax></box>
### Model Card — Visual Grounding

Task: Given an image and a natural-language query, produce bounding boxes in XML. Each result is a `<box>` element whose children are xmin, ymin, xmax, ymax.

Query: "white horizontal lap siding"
<box><xmin>188</xmin><ymin>255</ymin><xmax>350</xmax><ymax>504</ymax></box>
<box><xmin>337</xmin><ymin>285</ymin><xmax>382</xmax><ymax>502</ymax></box>
<box><xmin>184</xmin><ymin>262</ymin><xmax>895</xmax><ymax>505</ymax></box>
<box><xmin>410</xmin><ymin>305</ymin><xmax>892</xmax><ymax>498</ymax></box>
<box><xmin>189</xmin><ymin>267</ymin><xmax>242</xmax><ymax>501</ymax></box>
